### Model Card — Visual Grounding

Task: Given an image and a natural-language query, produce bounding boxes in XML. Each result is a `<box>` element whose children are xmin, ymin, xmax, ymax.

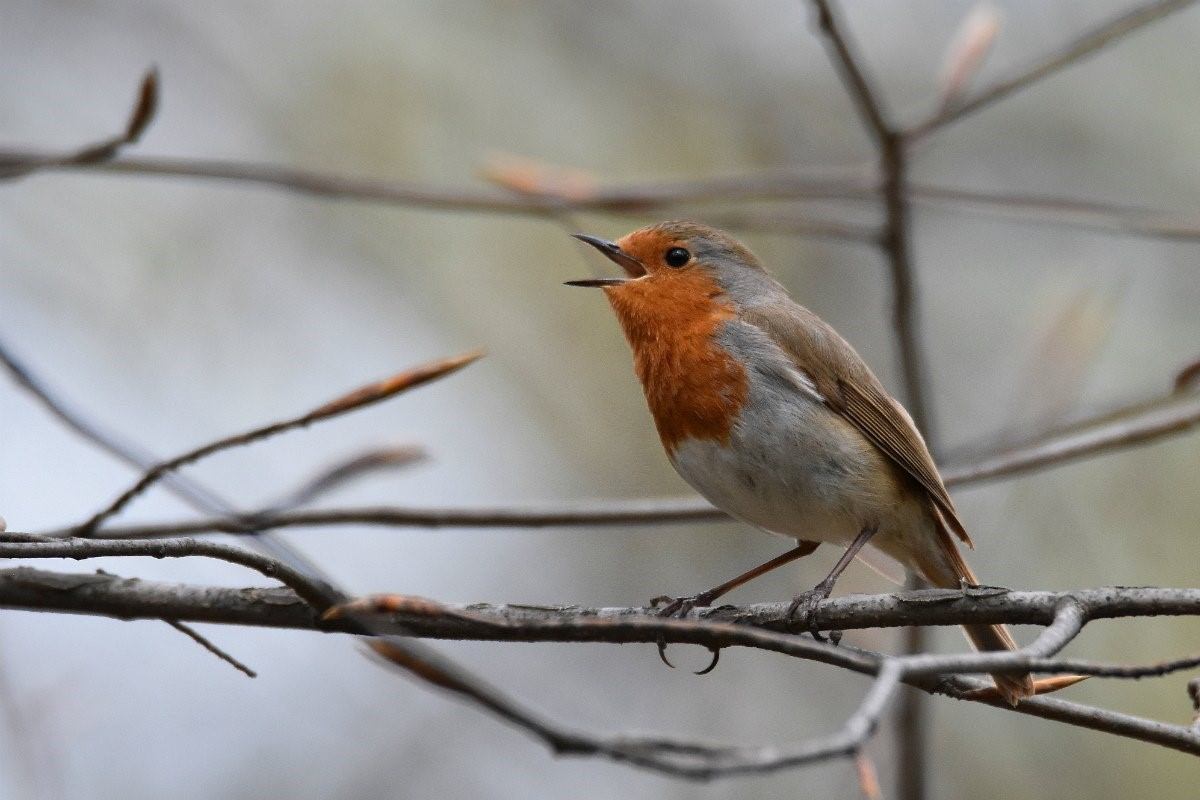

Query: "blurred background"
<box><xmin>2</xmin><ymin>1</ymin><xmax>1199</xmax><ymax>797</ymax></box>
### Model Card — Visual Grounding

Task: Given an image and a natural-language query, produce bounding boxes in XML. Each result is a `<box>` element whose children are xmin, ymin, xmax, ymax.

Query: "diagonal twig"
<box><xmin>0</xmin><ymin>69</ymin><xmax>158</xmax><ymax>180</ymax></box>
<box><xmin>73</xmin><ymin>350</ymin><xmax>483</xmax><ymax>535</ymax></box>
<box><xmin>941</xmin><ymin>389</ymin><xmax>1200</xmax><ymax>486</ymax></box>
<box><xmin>265</xmin><ymin>444</ymin><xmax>427</xmax><ymax>512</ymax></box>
<box><xmin>906</xmin><ymin>0</ymin><xmax>1199</xmax><ymax>140</ymax></box>
<box><xmin>163</xmin><ymin>619</ymin><xmax>257</xmax><ymax>678</ymax></box>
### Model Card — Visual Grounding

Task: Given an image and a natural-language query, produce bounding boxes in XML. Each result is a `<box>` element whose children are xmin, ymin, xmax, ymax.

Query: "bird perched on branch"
<box><xmin>567</xmin><ymin>220</ymin><xmax>1033</xmax><ymax>705</ymax></box>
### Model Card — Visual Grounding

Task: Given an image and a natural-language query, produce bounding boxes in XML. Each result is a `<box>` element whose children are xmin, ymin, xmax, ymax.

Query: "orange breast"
<box><xmin>604</xmin><ymin>271</ymin><xmax>749</xmax><ymax>455</ymax></box>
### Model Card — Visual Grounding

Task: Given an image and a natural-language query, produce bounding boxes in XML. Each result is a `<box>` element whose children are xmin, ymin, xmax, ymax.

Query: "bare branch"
<box><xmin>809</xmin><ymin>0</ymin><xmax>891</xmax><ymax>143</ymax></box>
<box><xmin>4</xmin><ymin>566</ymin><xmax>1200</xmax><ymax>767</ymax></box>
<box><xmin>907</xmin><ymin>0</ymin><xmax>1199</xmax><ymax>140</ymax></box>
<box><xmin>9</xmin><ymin>567</ymin><xmax>1200</xmax><ymax>636</ymax></box>
<box><xmin>908</xmin><ymin>184</ymin><xmax>1200</xmax><ymax>244</ymax></box>
<box><xmin>0</xmin><ymin>535</ymin><xmax>335</xmax><ymax>610</ymax></box>
<box><xmin>0</xmin><ymin>148</ymin><xmax>874</xmax><ymax>212</ymax></box>
<box><xmin>162</xmin><ymin>620</ymin><xmax>257</xmax><ymax>678</ymax></box>
<box><xmin>0</xmin><ymin>69</ymin><xmax>158</xmax><ymax>180</ymax></box>
<box><xmin>73</xmin><ymin>350</ymin><xmax>483</xmax><ymax>534</ymax></box>
<box><xmin>936</xmin><ymin>673</ymin><xmax>1200</xmax><ymax>754</ymax></box>
<box><xmin>83</xmin><ymin>498</ymin><xmax>722</xmax><ymax>538</ymax></box>
<box><xmin>267</xmin><ymin>444</ymin><xmax>427</xmax><ymax>511</ymax></box>
<box><xmin>942</xmin><ymin>389</ymin><xmax>1200</xmax><ymax>487</ymax></box>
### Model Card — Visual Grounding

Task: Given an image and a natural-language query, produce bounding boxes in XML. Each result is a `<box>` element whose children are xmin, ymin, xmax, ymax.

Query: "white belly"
<box><xmin>669</xmin><ymin>388</ymin><xmax>930</xmax><ymax>559</ymax></box>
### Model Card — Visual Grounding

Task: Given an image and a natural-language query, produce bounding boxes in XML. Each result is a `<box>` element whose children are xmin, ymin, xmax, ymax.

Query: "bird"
<box><xmin>566</xmin><ymin>220</ymin><xmax>1034</xmax><ymax>705</ymax></box>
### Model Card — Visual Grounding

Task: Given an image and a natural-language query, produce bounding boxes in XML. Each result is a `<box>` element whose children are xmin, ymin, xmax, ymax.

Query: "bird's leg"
<box><xmin>653</xmin><ymin>540</ymin><xmax>821</xmax><ymax>618</ymax></box>
<box><xmin>652</xmin><ymin>540</ymin><xmax>819</xmax><ymax>673</ymax></box>
<box><xmin>788</xmin><ymin>525</ymin><xmax>878</xmax><ymax>640</ymax></box>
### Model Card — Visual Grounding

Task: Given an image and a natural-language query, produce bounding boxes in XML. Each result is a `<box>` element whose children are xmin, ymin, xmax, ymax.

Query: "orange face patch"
<box><xmin>602</xmin><ymin>263</ymin><xmax>748</xmax><ymax>455</ymax></box>
<box><xmin>613</xmin><ymin>228</ymin><xmax>681</xmax><ymax>277</ymax></box>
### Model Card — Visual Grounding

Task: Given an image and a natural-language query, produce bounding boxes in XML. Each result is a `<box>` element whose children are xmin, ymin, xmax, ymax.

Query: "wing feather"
<box><xmin>741</xmin><ymin>304</ymin><xmax>973</xmax><ymax>547</ymax></box>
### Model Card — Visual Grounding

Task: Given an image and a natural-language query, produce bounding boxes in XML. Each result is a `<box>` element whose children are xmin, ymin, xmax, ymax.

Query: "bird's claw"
<box><xmin>655</xmin><ymin>636</ymin><xmax>676</xmax><ymax>669</ymax></box>
<box><xmin>787</xmin><ymin>585</ymin><xmax>832</xmax><ymax>641</ymax></box>
<box><xmin>651</xmin><ymin>592</ymin><xmax>721</xmax><ymax>675</ymax></box>
<box><xmin>693</xmin><ymin>647</ymin><xmax>721</xmax><ymax>675</ymax></box>
<box><xmin>651</xmin><ymin>592</ymin><xmax>708</xmax><ymax>620</ymax></box>
<box><xmin>654</xmin><ymin>636</ymin><xmax>720</xmax><ymax>675</ymax></box>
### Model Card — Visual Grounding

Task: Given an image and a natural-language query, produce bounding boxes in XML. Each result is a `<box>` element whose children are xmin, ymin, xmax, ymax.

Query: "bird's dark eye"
<box><xmin>664</xmin><ymin>247</ymin><xmax>690</xmax><ymax>268</ymax></box>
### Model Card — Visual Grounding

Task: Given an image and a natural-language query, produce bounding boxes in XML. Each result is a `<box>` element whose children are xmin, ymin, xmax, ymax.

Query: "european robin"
<box><xmin>567</xmin><ymin>220</ymin><xmax>1033</xmax><ymax>704</ymax></box>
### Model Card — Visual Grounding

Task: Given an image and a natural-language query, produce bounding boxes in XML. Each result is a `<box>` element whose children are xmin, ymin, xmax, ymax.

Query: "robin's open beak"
<box><xmin>565</xmin><ymin>234</ymin><xmax>645</xmax><ymax>286</ymax></box>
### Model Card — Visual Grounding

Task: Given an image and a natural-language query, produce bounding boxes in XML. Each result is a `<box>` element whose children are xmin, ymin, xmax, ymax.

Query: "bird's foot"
<box><xmin>959</xmin><ymin>578</ymin><xmax>1010</xmax><ymax>599</ymax></box>
<box><xmin>650</xmin><ymin>590</ymin><xmax>717</xmax><ymax>620</ymax></box>
<box><xmin>649</xmin><ymin>592</ymin><xmax>721</xmax><ymax>675</ymax></box>
<box><xmin>787</xmin><ymin>582</ymin><xmax>834</xmax><ymax>641</ymax></box>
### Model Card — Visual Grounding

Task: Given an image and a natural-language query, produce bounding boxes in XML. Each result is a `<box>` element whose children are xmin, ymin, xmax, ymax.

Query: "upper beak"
<box><xmin>566</xmin><ymin>233</ymin><xmax>645</xmax><ymax>286</ymax></box>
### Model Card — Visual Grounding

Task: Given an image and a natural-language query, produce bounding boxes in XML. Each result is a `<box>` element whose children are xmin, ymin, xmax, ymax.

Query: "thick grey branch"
<box><xmin>6</xmin><ymin>569</ymin><xmax>1195</xmax><ymax>638</ymax></box>
<box><xmin>4</xmin><ymin>566</ymin><xmax>1200</xmax><ymax>765</ymax></box>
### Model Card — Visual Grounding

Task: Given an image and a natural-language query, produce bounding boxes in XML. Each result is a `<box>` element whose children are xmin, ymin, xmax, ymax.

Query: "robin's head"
<box><xmin>566</xmin><ymin>221</ymin><xmax>779</xmax><ymax>309</ymax></box>
<box><xmin>566</xmin><ymin>221</ymin><xmax>773</xmax><ymax>451</ymax></box>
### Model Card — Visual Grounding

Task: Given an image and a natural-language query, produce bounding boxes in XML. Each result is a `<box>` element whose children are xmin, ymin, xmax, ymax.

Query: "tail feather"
<box><xmin>915</xmin><ymin>506</ymin><xmax>1035</xmax><ymax>706</ymax></box>
<box><xmin>960</xmin><ymin>621</ymin><xmax>1035</xmax><ymax>706</ymax></box>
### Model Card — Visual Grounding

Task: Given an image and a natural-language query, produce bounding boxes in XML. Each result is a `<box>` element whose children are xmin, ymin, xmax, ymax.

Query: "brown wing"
<box><xmin>741</xmin><ymin>304</ymin><xmax>973</xmax><ymax>547</ymax></box>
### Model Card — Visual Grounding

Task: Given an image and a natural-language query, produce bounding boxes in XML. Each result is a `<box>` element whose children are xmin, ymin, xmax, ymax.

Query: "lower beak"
<box><xmin>570</xmin><ymin>233</ymin><xmax>646</xmax><ymax>278</ymax></box>
<box><xmin>564</xmin><ymin>277</ymin><xmax>627</xmax><ymax>288</ymax></box>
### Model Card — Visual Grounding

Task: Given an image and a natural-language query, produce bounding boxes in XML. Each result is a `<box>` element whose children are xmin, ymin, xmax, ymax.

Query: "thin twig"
<box><xmin>0</xmin><ymin>150</ymin><xmax>875</xmax><ymax>214</ymax></box>
<box><xmin>937</xmin><ymin>671</ymin><xmax>1200</xmax><ymax>751</ymax></box>
<box><xmin>0</xmin><ymin>69</ymin><xmax>158</xmax><ymax>180</ymax></box>
<box><xmin>908</xmin><ymin>184</ymin><xmax>1200</xmax><ymax>244</ymax></box>
<box><xmin>0</xmin><ymin>535</ymin><xmax>334</xmax><ymax>610</ymax></box>
<box><xmin>266</xmin><ymin>444</ymin><xmax>427</xmax><ymax>511</ymax></box>
<box><xmin>73</xmin><ymin>350</ymin><xmax>483</xmax><ymax>534</ymax></box>
<box><xmin>906</xmin><ymin>0</ymin><xmax>1199</xmax><ymax>140</ymax></box>
<box><xmin>810</xmin><ymin>1</ymin><xmax>891</xmax><ymax>143</ymax></box>
<box><xmin>941</xmin><ymin>389</ymin><xmax>1200</xmax><ymax>486</ymax></box>
<box><xmin>82</xmin><ymin>498</ymin><xmax>723</xmax><ymax>538</ymax></box>
<box><xmin>162</xmin><ymin>619</ymin><xmax>257</xmax><ymax>678</ymax></box>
